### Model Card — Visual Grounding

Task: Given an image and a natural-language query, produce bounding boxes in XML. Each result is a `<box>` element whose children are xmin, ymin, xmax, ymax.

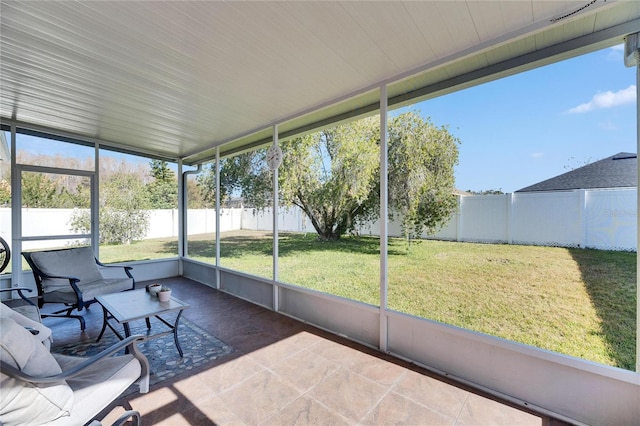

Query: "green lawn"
<box><xmin>17</xmin><ymin>230</ymin><xmax>638</xmax><ymax>370</ymax></box>
<box><xmin>205</xmin><ymin>231</ymin><xmax>635</xmax><ymax>370</ymax></box>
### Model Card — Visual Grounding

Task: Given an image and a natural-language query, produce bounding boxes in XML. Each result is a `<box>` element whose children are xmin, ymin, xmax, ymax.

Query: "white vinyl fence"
<box><xmin>246</xmin><ymin>188</ymin><xmax>638</xmax><ymax>251</ymax></box>
<box><xmin>1</xmin><ymin>188</ymin><xmax>636</xmax><ymax>252</ymax></box>
<box><xmin>0</xmin><ymin>208</ymin><xmax>243</xmax><ymax>250</ymax></box>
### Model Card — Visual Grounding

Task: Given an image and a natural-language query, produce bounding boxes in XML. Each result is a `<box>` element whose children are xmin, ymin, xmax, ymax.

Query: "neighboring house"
<box><xmin>516</xmin><ymin>152</ymin><xmax>637</xmax><ymax>192</ymax></box>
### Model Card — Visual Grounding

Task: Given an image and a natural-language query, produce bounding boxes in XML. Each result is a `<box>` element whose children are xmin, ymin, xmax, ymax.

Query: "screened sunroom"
<box><xmin>1</xmin><ymin>2</ymin><xmax>639</xmax><ymax>424</ymax></box>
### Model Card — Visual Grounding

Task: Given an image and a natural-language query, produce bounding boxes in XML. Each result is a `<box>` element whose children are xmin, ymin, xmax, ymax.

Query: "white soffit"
<box><xmin>0</xmin><ymin>1</ymin><xmax>638</xmax><ymax>163</ymax></box>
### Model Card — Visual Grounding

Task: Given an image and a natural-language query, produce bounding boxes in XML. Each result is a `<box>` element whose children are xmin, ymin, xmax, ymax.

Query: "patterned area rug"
<box><xmin>51</xmin><ymin>317</ymin><xmax>235</xmax><ymax>394</ymax></box>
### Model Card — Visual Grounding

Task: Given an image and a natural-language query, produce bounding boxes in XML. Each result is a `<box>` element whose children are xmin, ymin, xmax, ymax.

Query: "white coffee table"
<box><xmin>96</xmin><ymin>289</ymin><xmax>190</xmax><ymax>357</ymax></box>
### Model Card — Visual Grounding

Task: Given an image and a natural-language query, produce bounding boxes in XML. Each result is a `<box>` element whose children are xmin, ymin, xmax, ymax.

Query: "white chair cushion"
<box><xmin>42</xmin><ymin>278</ymin><xmax>134</xmax><ymax>304</ymax></box>
<box><xmin>52</xmin><ymin>353</ymin><xmax>141</xmax><ymax>425</ymax></box>
<box><xmin>0</xmin><ymin>318</ymin><xmax>74</xmax><ymax>426</ymax></box>
<box><xmin>0</xmin><ymin>303</ymin><xmax>51</xmax><ymax>349</ymax></box>
<box><xmin>30</xmin><ymin>247</ymin><xmax>103</xmax><ymax>293</ymax></box>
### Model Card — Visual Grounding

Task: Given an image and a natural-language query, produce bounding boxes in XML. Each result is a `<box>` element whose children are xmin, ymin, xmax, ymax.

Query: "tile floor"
<box><xmin>41</xmin><ymin>277</ymin><xmax>568</xmax><ymax>425</ymax></box>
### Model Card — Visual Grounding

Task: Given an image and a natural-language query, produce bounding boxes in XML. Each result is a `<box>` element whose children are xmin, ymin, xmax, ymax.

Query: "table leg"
<box><xmin>96</xmin><ymin>305</ymin><xmax>109</xmax><ymax>342</ymax></box>
<box><xmin>173</xmin><ymin>310</ymin><xmax>184</xmax><ymax>357</ymax></box>
<box><xmin>123</xmin><ymin>322</ymin><xmax>132</xmax><ymax>354</ymax></box>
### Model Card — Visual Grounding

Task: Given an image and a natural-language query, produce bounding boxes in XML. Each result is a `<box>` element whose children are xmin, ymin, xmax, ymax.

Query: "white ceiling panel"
<box><xmin>593</xmin><ymin>0</ymin><xmax>640</xmax><ymax>30</ymax></box>
<box><xmin>467</xmin><ymin>1</ymin><xmax>536</xmax><ymax>42</ymax></box>
<box><xmin>340</xmin><ymin>2</ymin><xmax>434</xmax><ymax>71</ymax></box>
<box><xmin>403</xmin><ymin>1</ymin><xmax>481</xmax><ymax>60</ymax></box>
<box><xmin>0</xmin><ymin>0</ymin><xmax>638</xmax><ymax>163</ymax></box>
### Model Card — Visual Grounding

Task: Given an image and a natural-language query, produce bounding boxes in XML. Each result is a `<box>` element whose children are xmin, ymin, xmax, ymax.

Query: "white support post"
<box><xmin>578</xmin><ymin>189</ymin><xmax>587</xmax><ymax>249</ymax></box>
<box><xmin>272</xmin><ymin>125</ymin><xmax>280</xmax><ymax>312</ymax></box>
<box><xmin>10</xmin><ymin>125</ymin><xmax>20</xmax><ymax>288</ymax></box>
<box><xmin>624</xmin><ymin>31</ymin><xmax>640</xmax><ymax>373</ymax></box>
<box><xmin>92</xmin><ymin>145</ymin><xmax>99</xmax><ymax>258</ymax></box>
<box><xmin>631</xmin><ymin>38</ymin><xmax>640</xmax><ymax>373</ymax></box>
<box><xmin>177</xmin><ymin>160</ymin><xmax>184</xmax><ymax>276</ymax></box>
<box><xmin>636</xmin><ymin>60</ymin><xmax>640</xmax><ymax>374</ymax></box>
<box><xmin>379</xmin><ymin>85</ymin><xmax>389</xmax><ymax>352</ymax></box>
<box><xmin>456</xmin><ymin>195</ymin><xmax>463</xmax><ymax>242</ymax></box>
<box><xmin>215</xmin><ymin>147</ymin><xmax>221</xmax><ymax>290</ymax></box>
<box><xmin>506</xmin><ymin>193</ymin><xmax>514</xmax><ymax>245</ymax></box>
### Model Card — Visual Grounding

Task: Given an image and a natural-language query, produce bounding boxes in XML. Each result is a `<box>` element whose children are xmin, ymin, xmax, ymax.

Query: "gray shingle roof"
<box><xmin>516</xmin><ymin>152</ymin><xmax>637</xmax><ymax>192</ymax></box>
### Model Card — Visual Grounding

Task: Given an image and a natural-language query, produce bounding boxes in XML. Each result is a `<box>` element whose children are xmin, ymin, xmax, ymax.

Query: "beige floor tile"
<box><xmin>281</xmin><ymin>330</ymin><xmax>330</xmax><ymax>349</ymax></box>
<box><xmin>134</xmin><ymin>393</ymin><xmax>197</xmax><ymax>425</ymax></box>
<box><xmin>457</xmin><ymin>393</ymin><xmax>543</xmax><ymax>426</ymax></box>
<box><xmin>262</xmin><ymin>395</ymin><xmax>351</xmax><ymax>426</ymax></box>
<box><xmin>169</xmin><ymin>367</ymin><xmax>223</xmax><ymax>404</ymax></box>
<box><xmin>176</xmin><ymin>354</ymin><xmax>265</xmax><ymax>396</ymax></box>
<box><xmin>313</xmin><ymin>339</ymin><xmax>367</xmax><ymax>367</ymax></box>
<box><xmin>152</xmin><ymin>412</ymin><xmax>207</xmax><ymax>426</ymax></box>
<box><xmin>271</xmin><ymin>348</ymin><xmax>342</xmax><ymax>393</ymax></box>
<box><xmin>393</xmin><ymin>369</ymin><xmax>469</xmax><ymax>419</ymax></box>
<box><xmin>308</xmin><ymin>368</ymin><xmax>388</xmax><ymax>423</ymax></box>
<box><xmin>247</xmin><ymin>334</ymin><xmax>307</xmax><ymax>367</ymax></box>
<box><xmin>361</xmin><ymin>391</ymin><xmax>456</xmax><ymax>426</ymax></box>
<box><xmin>218</xmin><ymin>369</ymin><xmax>302</xmax><ymax>424</ymax></box>
<box><xmin>128</xmin><ymin>386</ymin><xmax>194</xmax><ymax>418</ymax></box>
<box><xmin>313</xmin><ymin>340</ymin><xmax>405</xmax><ymax>386</ymax></box>
<box><xmin>180</xmin><ymin>395</ymin><xmax>245</xmax><ymax>425</ymax></box>
<box><xmin>346</xmin><ymin>352</ymin><xmax>407</xmax><ymax>387</ymax></box>
<box><xmin>88</xmin><ymin>280</ymin><xmax>566</xmax><ymax>426</ymax></box>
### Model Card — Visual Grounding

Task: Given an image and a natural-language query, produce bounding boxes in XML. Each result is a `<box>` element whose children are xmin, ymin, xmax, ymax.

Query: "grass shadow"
<box><xmin>278</xmin><ymin>233</ymin><xmax>383</xmax><ymax>257</ymax></box>
<box><xmin>173</xmin><ymin>231</ymin><xmax>405</xmax><ymax>259</ymax></box>
<box><xmin>568</xmin><ymin>248</ymin><xmax>636</xmax><ymax>370</ymax></box>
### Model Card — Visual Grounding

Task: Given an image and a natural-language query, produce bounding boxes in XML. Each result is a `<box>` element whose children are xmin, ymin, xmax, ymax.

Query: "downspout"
<box><xmin>623</xmin><ymin>32</ymin><xmax>639</xmax><ymax>373</ymax></box>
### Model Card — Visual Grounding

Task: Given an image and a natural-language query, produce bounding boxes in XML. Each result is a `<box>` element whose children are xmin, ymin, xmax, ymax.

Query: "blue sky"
<box><xmin>11</xmin><ymin>46</ymin><xmax>637</xmax><ymax>193</ymax></box>
<box><xmin>401</xmin><ymin>44</ymin><xmax>637</xmax><ymax>193</ymax></box>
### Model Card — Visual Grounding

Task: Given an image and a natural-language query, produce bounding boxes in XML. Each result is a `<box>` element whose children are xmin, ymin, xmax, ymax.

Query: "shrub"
<box><xmin>70</xmin><ymin>208</ymin><xmax>149</xmax><ymax>244</ymax></box>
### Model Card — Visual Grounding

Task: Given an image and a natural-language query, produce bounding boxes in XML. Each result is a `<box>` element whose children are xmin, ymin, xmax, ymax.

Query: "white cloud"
<box><xmin>605</xmin><ymin>44</ymin><xmax>624</xmax><ymax>61</ymax></box>
<box><xmin>530</xmin><ymin>152</ymin><xmax>544</xmax><ymax>158</ymax></box>
<box><xmin>567</xmin><ymin>85</ymin><xmax>636</xmax><ymax>114</ymax></box>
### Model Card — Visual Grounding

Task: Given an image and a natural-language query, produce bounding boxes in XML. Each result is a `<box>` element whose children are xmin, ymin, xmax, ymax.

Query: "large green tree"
<box><xmin>186</xmin><ymin>177</ymin><xmax>208</xmax><ymax>209</ymax></box>
<box><xmin>21</xmin><ymin>172</ymin><xmax>68</xmax><ymax>208</ymax></box>
<box><xmin>207</xmin><ymin>111</ymin><xmax>460</xmax><ymax>241</ymax></box>
<box><xmin>147</xmin><ymin>160</ymin><xmax>178</xmax><ymax>209</ymax></box>
<box><xmin>195</xmin><ymin>154</ymin><xmax>273</xmax><ymax>208</ymax></box>
<box><xmin>194</xmin><ymin>164</ymin><xmax>217</xmax><ymax>208</ymax></box>
<box><xmin>279</xmin><ymin>117</ymin><xmax>380</xmax><ymax>240</ymax></box>
<box><xmin>386</xmin><ymin>113</ymin><xmax>460</xmax><ymax>242</ymax></box>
